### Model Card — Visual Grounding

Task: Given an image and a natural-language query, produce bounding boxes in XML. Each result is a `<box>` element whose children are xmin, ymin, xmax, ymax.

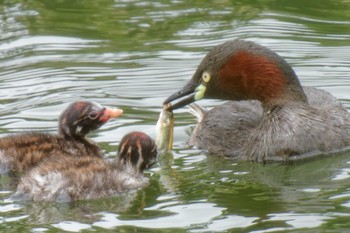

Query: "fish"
<box><xmin>156</xmin><ymin>103</ymin><xmax>174</xmax><ymax>151</ymax></box>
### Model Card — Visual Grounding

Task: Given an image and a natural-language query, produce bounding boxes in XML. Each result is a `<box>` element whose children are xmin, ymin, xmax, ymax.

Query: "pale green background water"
<box><xmin>1</xmin><ymin>0</ymin><xmax>350</xmax><ymax>232</ymax></box>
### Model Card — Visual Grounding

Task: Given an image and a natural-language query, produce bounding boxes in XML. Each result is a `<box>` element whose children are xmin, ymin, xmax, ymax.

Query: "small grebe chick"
<box><xmin>11</xmin><ymin>131</ymin><xmax>157</xmax><ymax>202</ymax></box>
<box><xmin>0</xmin><ymin>101</ymin><xmax>123</xmax><ymax>173</ymax></box>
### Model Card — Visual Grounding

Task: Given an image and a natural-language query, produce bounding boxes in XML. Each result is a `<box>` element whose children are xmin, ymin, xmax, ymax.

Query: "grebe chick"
<box><xmin>12</xmin><ymin>131</ymin><xmax>157</xmax><ymax>202</ymax></box>
<box><xmin>0</xmin><ymin>101</ymin><xmax>123</xmax><ymax>173</ymax></box>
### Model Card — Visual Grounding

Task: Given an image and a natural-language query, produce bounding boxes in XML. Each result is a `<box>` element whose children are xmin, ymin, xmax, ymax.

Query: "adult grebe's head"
<box><xmin>164</xmin><ymin>40</ymin><xmax>307</xmax><ymax>111</ymax></box>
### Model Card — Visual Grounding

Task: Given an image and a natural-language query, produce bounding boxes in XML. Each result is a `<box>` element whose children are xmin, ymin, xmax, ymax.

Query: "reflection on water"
<box><xmin>1</xmin><ymin>0</ymin><xmax>350</xmax><ymax>232</ymax></box>
<box><xmin>94</xmin><ymin>202</ymin><xmax>225</xmax><ymax>229</ymax></box>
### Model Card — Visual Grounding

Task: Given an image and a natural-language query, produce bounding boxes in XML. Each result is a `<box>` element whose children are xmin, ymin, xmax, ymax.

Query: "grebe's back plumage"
<box><xmin>188</xmin><ymin>87</ymin><xmax>350</xmax><ymax>161</ymax></box>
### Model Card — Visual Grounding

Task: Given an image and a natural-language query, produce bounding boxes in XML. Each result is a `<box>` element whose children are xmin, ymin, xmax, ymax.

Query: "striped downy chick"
<box><xmin>117</xmin><ymin>131</ymin><xmax>158</xmax><ymax>172</ymax></box>
<box><xmin>0</xmin><ymin>101</ymin><xmax>123</xmax><ymax>174</ymax></box>
<box><xmin>11</xmin><ymin>132</ymin><xmax>157</xmax><ymax>202</ymax></box>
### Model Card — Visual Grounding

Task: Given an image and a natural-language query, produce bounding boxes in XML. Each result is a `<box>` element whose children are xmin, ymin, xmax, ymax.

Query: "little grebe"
<box><xmin>11</xmin><ymin>131</ymin><xmax>157</xmax><ymax>202</ymax></box>
<box><xmin>0</xmin><ymin>101</ymin><xmax>123</xmax><ymax>173</ymax></box>
<box><xmin>164</xmin><ymin>40</ymin><xmax>350</xmax><ymax>162</ymax></box>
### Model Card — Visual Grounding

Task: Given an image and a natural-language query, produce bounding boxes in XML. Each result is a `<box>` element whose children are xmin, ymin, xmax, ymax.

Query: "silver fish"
<box><xmin>156</xmin><ymin>103</ymin><xmax>174</xmax><ymax>151</ymax></box>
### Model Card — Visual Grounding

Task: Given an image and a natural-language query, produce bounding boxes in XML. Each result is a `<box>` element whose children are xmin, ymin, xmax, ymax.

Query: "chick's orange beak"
<box><xmin>99</xmin><ymin>107</ymin><xmax>123</xmax><ymax>122</ymax></box>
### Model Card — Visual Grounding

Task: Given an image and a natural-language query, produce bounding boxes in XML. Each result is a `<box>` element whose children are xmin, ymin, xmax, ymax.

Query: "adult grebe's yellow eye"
<box><xmin>202</xmin><ymin>72</ymin><xmax>211</xmax><ymax>83</ymax></box>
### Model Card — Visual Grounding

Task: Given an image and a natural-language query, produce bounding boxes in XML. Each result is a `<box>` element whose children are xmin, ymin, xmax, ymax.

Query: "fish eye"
<box><xmin>88</xmin><ymin>111</ymin><xmax>99</xmax><ymax>120</ymax></box>
<box><xmin>202</xmin><ymin>72</ymin><xmax>211</xmax><ymax>83</ymax></box>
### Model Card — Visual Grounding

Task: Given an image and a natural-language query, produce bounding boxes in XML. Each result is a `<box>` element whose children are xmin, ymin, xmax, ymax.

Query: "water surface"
<box><xmin>1</xmin><ymin>0</ymin><xmax>350</xmax><ymax>232</ymax></box>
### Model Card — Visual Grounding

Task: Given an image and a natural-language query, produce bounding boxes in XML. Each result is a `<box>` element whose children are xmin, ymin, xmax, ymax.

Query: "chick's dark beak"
<box><xmin>163</xmin><ymin>82</ymin><xmax>197</xmax><ymax>111</ymax></box>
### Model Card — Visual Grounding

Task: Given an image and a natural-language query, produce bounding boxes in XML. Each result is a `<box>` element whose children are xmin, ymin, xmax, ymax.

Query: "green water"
<box><xmin>1</xmin><ymin>0</ymin><xmax>350</xmax><ymax>232</ymax></box>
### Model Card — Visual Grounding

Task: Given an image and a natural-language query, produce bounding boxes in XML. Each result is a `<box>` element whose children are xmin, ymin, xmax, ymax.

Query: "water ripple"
<box><xmin>0</xmin><ymin>1</ymin><xmax>350</xmax><ymax>232</ymax></box>
<box><xmin>93</xmin><ymin>201</ymin><xmax>224</xmax><ymax>229</ymax></box>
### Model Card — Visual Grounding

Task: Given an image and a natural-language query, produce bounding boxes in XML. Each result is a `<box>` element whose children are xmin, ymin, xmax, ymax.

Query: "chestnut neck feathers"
<box><xmin>196</xmin><ymin>40</ymin><xmax>308</xmax><ymax>110</ymax></box>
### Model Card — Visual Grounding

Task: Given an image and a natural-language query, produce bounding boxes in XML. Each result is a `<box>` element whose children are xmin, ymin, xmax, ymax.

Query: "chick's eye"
<box><xmin>88</xmin><ymin>111</ymin><xmax>99</xmax><ymax>120</ymax></box>
<box><xmin>202</xmin><ymin>72</ymin><xmax>211</xmax><ymax>83</ymax></box>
